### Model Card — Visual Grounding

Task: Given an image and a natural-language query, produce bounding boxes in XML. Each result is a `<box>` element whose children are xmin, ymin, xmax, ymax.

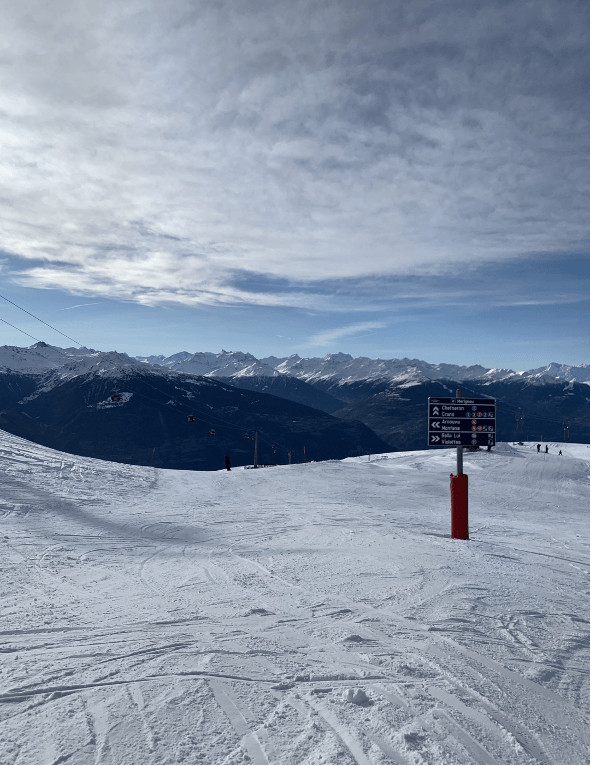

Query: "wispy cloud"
<box><xmin>56</xmin><ymin>302</ymin><xmax>102</xmax><ymax>310</ymax></box>
<box><xmin>307</xmin><ymin>322</ymin><xmax>389</xmax><ymax>346</ymax></box>
<box><xmin>0</xmin><ymin>0</ymin><xmax>587</xmax><ymax>310</ymax></box>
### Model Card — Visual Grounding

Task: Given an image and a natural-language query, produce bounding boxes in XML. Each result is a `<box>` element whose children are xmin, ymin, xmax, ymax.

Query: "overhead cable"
<box><xmin>0</xmin><ymin>293</ymin><xmax>84</xmax><ymax>347</ymax></box>
<box><xmin>0</xmin><ymin>317</ymin><xmax>74</xmax><ymax>361</ymax></box>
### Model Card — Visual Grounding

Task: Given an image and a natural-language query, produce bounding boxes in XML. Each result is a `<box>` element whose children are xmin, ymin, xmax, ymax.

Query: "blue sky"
<box><xmin>0</xmin><ymin>0</ymin><xmax>588</xmax><ymax>370</ymax></box>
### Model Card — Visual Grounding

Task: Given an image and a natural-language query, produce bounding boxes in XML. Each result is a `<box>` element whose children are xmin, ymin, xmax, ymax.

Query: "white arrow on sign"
<box><xmin>432</xmin><ymin>406</ymin><xmax>440</xmax><ymax>414</ymax></box>
<box><xmin>431</xmin><ymin>421</ymin><xmax>440</xmax><ymax>428</ymax></box>
<box><xmin>430</xmin><ymin>435</ymin><xmax>440</xmax><ymax>442</ymax></box>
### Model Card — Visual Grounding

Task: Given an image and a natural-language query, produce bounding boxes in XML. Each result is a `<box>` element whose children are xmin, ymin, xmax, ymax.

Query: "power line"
<box><xmin>1</xmin><ymin>317</ymin><xmax>46</xmax><ymax>345</ymax></box>
<box><xmin>0</xmin><ymin>297</ymin><xmax>309</xmax><ymax>464</ymax></box>
<box><xmin>0</xmin><ymin>293</ymin><xmax>84</xmax><ymax>347</ymax></box>
<box><xmin>0</xmin><ymin>317</ymin><xmax>74</xmax><ymax>362</ymax></box>
<box><xmin>138</xmin><ymin>376</ymin><xmax>306</xmax><ymax>460</ymax></box>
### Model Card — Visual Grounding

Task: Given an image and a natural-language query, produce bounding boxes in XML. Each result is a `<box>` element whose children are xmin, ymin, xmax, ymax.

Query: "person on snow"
<box><xmin>545</xmin><ymin>445</ymin><xmax>549</xmax><ymax>453</ymax></box>
<box><xmin>559</xmin><ymin>449</ymin><xmax>562</xmax><ymax>456</ymax></box>
<box><xmin>537</xmin><ymin>444</ymin><xmax>541</xmax><ymax>452</ymax></box>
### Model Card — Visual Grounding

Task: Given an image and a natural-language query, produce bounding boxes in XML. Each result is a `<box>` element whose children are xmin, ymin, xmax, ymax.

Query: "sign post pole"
<box><xmin>452</xmin><ymin>387</ymin><xmax>468</xmax><ymax>539</ymax></box>
<box><xmin>456</xmin><ymin>388</ymin><xmax>463</xmax><ymax>476</ymax></box>
<box><xmin>428</xmin><ymin>391</ymin><xmax>496</xmax><ymax>542</ymax></box>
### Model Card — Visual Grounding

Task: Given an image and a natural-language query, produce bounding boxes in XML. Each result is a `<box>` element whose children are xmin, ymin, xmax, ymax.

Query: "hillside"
<box><xmin>330</xmin><ymin>379</ymin><xmax>590</xmax><ymax>451</ymax></box>
<box><xmin>0</xmin><ymin>362</ymin><xmax>391</xmax><ymax>470</ymax></box>
<box><xmin>0</xmin><ymin>430</ymin><xmax>588</xmax><ymax>764</ymax></box>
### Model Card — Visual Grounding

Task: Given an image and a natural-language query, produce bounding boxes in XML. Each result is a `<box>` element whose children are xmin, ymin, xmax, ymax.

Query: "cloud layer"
<box><xmin>1</xmin><ymin>0</ymin><xmax>588</xmax><ymax>307</ymax></box>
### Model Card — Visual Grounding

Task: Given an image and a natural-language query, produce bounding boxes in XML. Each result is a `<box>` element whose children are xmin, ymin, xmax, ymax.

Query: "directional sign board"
<box><xmin>428</xmin><ymin>397</ymin><xmax>496</xmax><ymax>447</ymax></box>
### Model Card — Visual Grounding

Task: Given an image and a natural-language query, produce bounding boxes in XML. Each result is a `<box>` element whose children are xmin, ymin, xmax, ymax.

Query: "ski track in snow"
<box><xmin>0</xmin><ymin>432</ymin><xmax>588</xmax><ymax>765</ymax></box>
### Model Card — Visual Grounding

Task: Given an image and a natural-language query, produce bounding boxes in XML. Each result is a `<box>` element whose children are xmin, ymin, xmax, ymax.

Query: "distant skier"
<box><xmin>558</xmin><ymin>449</ymin><xmax>562</xmax><ymax>456</ymax></box>
<box><xmin>225</xmin><ymin>455</ymin><xmax>231</xmax><ymax>471</ymax></box>
<box><xmin>545</xmin><ymin>445</ymin><xmax>548</xmax><ymax>454</ymax></box>
<box><xmin>537</xmin><ymin>444</ymin><xmax>541</xmax><ymax>453</ymax></box>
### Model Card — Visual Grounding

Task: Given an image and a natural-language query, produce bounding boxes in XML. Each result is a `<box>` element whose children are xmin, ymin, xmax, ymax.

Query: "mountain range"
<box><xmin>133</xmin><ymin>349</ymin><xmax>590</xmax><ymax>387</ymax></box>
<box><xmin>0</xmin><ymin>343</ymin><xmax>588</xmax><ymax>467</ymax></box>
<box><xmin>0</xmin><ymin>344</ymin><xmax>391</xmax><ymax>469</ymax></box>
<box><xmin>1</xmin><ymin>342</ymin><xmax>587</xmax><ymax>386</ymax></box>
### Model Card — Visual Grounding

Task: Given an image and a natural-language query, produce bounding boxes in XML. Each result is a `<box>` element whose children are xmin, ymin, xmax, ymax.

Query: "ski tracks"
<box><xmin>207</xmin><ymin>679</ymin><xmax>271</xmax><ymax>764</ymax></box>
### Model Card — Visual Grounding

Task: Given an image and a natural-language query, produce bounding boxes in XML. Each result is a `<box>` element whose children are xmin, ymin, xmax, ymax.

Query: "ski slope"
<box><xmin>0</xmin><ymin>430</ymin><xmax>588</xmax><ymax>765</ymax></box>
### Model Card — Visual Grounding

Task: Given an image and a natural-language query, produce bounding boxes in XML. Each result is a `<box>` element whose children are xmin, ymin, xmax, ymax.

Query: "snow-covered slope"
<box><xmin>524</xmin><ymin>361</ymin><xmax>591</xmax><ymax>384</ymax></box>
<box><xmin>0</xmin><ymin>341</ymin><xmax>98</xmax><ymax>374</ymax></box>
<box><xmin>18</xmin><ymin>349</ymin><xmax>159</xmax><ymax>398</ymax></box>
<box><xmin>142</xmin><ymin>350</ymin><xmax>280</xmax><ymax>378</ymax></box>
<box><xmin>0</xmin><ymin>431</ymin><xmax>588</xmax><ymax>765</ymax></box>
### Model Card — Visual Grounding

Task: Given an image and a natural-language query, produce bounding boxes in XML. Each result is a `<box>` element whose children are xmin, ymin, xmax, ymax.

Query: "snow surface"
<box><xmin>0</xmin><ymin>431</ymin><xmax>588</xmax><ymax>765</ymax></box>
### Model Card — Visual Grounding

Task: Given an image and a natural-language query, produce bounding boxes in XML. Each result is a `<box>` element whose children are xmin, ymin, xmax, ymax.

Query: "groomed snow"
<box><xmin>0</xmin><ymin>432</ymin><xmax>588</xmax><ymax>765</ymax></box>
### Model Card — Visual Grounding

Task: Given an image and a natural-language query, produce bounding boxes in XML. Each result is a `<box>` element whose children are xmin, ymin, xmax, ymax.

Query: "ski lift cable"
<box><xmin>495</xmin><ymin>400</ymin><xmax>580</xmax><ymax>426</ymax></box>
<box><xmin>132</xmin><ymin>383</ymin><xmax>304</xmax><ymax>457</ymax></box>
<box><xmin>0</xmin><ymin>296</ymin><xmax>296</xmax><ymax>451</ymax></box>
<box><xmin>0</xmin><ymin>325</ymin><xmax>233</xmax><ymax>432</ymax></box>
<box><xmin>139</xmin><ymin>376</ymin><xmax>297</xmax><ymax>448</ymax></box>
<box><xmin>139</xmin><ymin>377</ymin><xmax>306</xmax><ymax>458</ymax></box>
<box><xmin>0</xmin><ymin>293</ymin><xmax>84</xmax><ymax>347</ymax></box>
<box><xmin>257</xmin><ymin>432</ymin><xmax>302</xmax><ymax>461</ymax></box>
<box><xmin>0</xmin><ymin>316</ymin><xmax>71</xmax><ymax>362</ymax></box>
<box><xmin>0</xmin><ymin>317</ymin><xmax>76</xmax><ymax>361</ymax></box>
<box><xmin>2</xmin><ymin>297</ymin><xmax>583</xmax><ymax>434</ymax></box>
<box><xmin>0</xmin><ymin>316</ymin><xmax>217</xmax><ymax>428</ymax></box>
<box><xmin>0</xmin><ymin>324</ymin><xmax>302</xmax><ymax>453</ymax></box>
<box><xmin>5</xmin><ymin>307</ymin><xmax>575</xmax><ymax>447</ymax></box>
<box><xmin>139</xmin><ymin>378</ymin><xmax>247</xmax><ymax>432</ymax></box>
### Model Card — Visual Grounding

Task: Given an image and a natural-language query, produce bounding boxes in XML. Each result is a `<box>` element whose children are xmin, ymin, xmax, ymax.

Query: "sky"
<box><xmin>0</xmin><ymin>0</ymin><xmax>588</xmax><ymax>370</ymax></box>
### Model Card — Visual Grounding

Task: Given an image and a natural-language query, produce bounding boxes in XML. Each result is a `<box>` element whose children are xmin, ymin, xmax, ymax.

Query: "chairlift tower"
<box><xmin>252</xmin><ymin>429</ymin><xmax>259</xmax><ymax>468</ymax></box>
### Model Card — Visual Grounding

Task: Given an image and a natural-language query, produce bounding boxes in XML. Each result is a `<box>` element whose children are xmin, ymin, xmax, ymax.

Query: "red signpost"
<box><xmin>428</xmin><ymin>388</ymin><xmax>495</xmax><ymax>541</ymax></box>
<box><xmin>450</xmin><ymin>472</ymin><xmax>469</xmax><ymax>539</ymax></box>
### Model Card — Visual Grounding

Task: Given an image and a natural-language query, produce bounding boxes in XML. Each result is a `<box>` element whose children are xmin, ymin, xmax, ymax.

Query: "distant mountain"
<box><xmin>213</xmin><ymin>375</ymin><xmax>346</xmax><ymax>414</ymax></box>
<box><xmin>3</xmin><ymin>343</ymin><xmax>587</xmax><ymax>387</ymax></box>
<box><xmin>0</xmin><ymin>341</ymin><xmax>99</xmax><ymax>374</ymax></box>
<box><xmin>525</xmin><ymin>362</ymin><xmax>591</xmax><ymax>384</ymax></box>
<box><xmin>331</xmin><ymin>378</ymin><xmax>590</xmax><ymax>451</ymax></box>
<box><xmin>1</xmin><ymin>345</ymin><xmax>587</xmax><ymax>461</ymax></box>
<box><xmin>136</xmin><ymin>349</ymin><xmax>279</xmax><ymax>378</ymax></box>
<box><xmin>132</xmin><ymin>348</ymin><xmax>589</xmax><ymax>387</ymax></box>
<box><xmin>0</xmin><ymin>352</ymin><xmax>392</xmax><ymax>469</ymax></box>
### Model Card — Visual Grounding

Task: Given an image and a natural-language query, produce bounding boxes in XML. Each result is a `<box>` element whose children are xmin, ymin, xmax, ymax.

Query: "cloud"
<box><xmin>57</xmin><ymin>302</ymin><xmax>103</xmax><ymax>310</ymax></box>
<box><xmin>307</xmin><ymin>322</ymin><xmax>389</xmax><ymax>346</ymax></box>
<box><xmin>0</xmin><ymin>0</ymin><xmax>587</xmax><ymax>308</ymax></box>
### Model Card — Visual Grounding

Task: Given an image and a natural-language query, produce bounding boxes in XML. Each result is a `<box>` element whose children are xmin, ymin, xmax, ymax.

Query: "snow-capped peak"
<box><xmin>0</xmin><ymin>343</ymin><xmax>98</xmax><ymax>375</ymax></box>
<box><xmin>3</xmin><ymin>344</ymin><xmax>588</xmax><ymax>387</ymax></box>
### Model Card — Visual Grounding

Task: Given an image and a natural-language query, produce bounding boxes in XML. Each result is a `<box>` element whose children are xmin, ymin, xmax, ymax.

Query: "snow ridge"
<box><xmin>2</xmin><ymin>343</ymin><xmax>589</xmax><ymax>387</ymax></box>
